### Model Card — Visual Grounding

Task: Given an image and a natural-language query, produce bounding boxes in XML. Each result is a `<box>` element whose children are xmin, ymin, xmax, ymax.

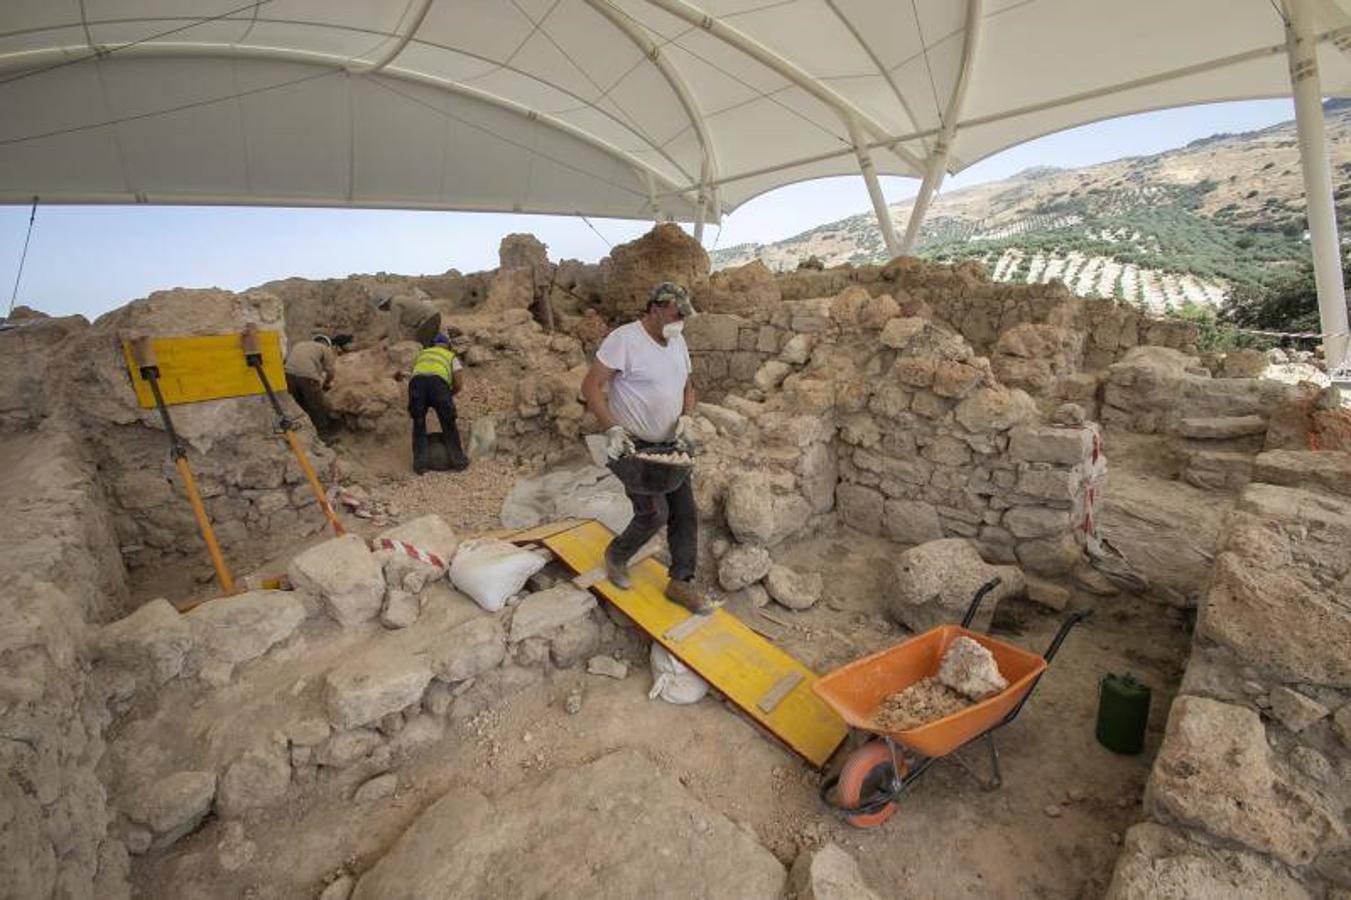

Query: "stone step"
<box><xmin>1180</xmin><ymin>449</ymin><xmax>1254</xmax><ymax>492</ymax></box>
<box><xmin>1175</xmin><ymin>415</ymin><xmax>1266</xmax><ymax>440</ymax></box>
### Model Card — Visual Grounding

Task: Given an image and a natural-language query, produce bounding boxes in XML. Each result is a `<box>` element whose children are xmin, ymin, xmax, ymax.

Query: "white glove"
<box><xmin>605</xmin><ymin>425</ymin><xmax>635</xmax><ymax>460</ymax></box>
<box><xmin>674</xmin><ymin>415</ymin><xmax>698</xmax><ymax>452</ymax></box>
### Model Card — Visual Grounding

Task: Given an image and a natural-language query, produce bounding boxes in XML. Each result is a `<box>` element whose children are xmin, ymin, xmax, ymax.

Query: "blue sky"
<box><xmin>1</xmin><ymin>98</ymin><xmax>1299</xmax><ymax>320</ymax></box>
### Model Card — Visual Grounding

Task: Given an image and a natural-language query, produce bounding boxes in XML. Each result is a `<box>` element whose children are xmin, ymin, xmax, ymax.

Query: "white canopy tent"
<box><xmin>0</xmin><ymin>0</ymin><xmax>1348</xmax><ymax>365</ymax></box>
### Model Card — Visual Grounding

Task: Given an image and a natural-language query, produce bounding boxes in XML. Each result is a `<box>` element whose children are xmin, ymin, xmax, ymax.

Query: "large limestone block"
<box><xmin>1105</xmin><ymin>822</ymin><xmax>1310</xmax><ymax>900</ymax></box>
<box><xmin>1145</xmin><ymin>696</ymin><xmax>1344</xmax><ymax>867</ymax></box>
<box><xmin>325</xmin><ymin>651</ymin><xmax>433</xmax><ymax>730</ymax></box>
<box><xmin>787</xmin><ymin>843</ymin><xmax>881</xmax><ymax>900</ymax></box>
<box><xmin>1252</xmin><ymin>449</ymin><xmax>1351</xmax><ymax>498</ymax></box>
<box><xmin>889</xmin><ymin>539</ymin><xmax>1023</xmax><ymax>632</ymax></box>
<box><xmin>289</xmin><ymin>534</ymin><xmax>386</xmax><ymax>626</ymax></box>
<box><xmin>430</xmin><ymin>617</ymin><xmax>506</xmax><ymax>682</ymax></box>
<box><xmin>376</xmin><ymin>514</ymin><xmax>460</xmax><ymax>571</ymax></box>
<box><xmin>725</xmin><ymin>473</ymin><xmax>774</xmax><ymax>545</ymax></box>
<box><xmin>954</xmin><ymin>387</ymin><xmax>1037</xmax><ymax>433</ymax></box>
<box><xmin>118</xmin><ymin>771</ymin><xmax>216</xmax><ymax>850</ymax></box>
<box><xmin>95</xmin><ymin>597</ymin><xmax>193</xmax><ymax>683</ymax></box>
<box><xmin>508</xmin><ymin>585</ymin><xmax>596</xmax><ymax>643</ymax></box>
<box><xmin>882</xmin><ymin>499</ymin><xmax>943</xmax><ymax>544</ymax></box>
<box><xmin>1200</xmin><ymin>549</ymin><xmax>1351</xmax><ymax>686</ymax></box>
<box><xmin>216</xmin><ymin>746</ymin><xmax>291</xmax><ymax>817</ymax></box>
<box><xmin>351</xmin><ymin>749</ymin><xmax>785</xmax><ymax>900</ymax></box>
<box><xmin>718</xmin><ymin>545</ymin><xmax>772</xmax><ymax>592</ymax></box>
<box><xmin>1008</xmin><ymin>425</ymin><xmax>1095</xmax><ymax>465</ymax></box>
<box><xmin>837</xmin><ymin>483</ymin><xmax>883</xmax><ymax>535</ymax></box>
<box><xmin>188</xmin><ymin>590</ymin><xmax>306</xmax><ymax>676</ymax></box>
<box><xmin>684</xmin><ymin>313</ymin><xmax>741</xmax><ymax>352</ymax></box>
<box><xmin>1096</xmin><ymin>472</ymin><xmax>1225</xmax><ymax>606</ymax></box>
<box><xmin>764</xmin><ymin>564</ymin><xmax>822</xmax><ymax>611</ymax></box>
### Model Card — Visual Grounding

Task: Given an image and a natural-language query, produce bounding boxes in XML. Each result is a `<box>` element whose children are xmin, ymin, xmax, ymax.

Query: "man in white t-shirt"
<box><xmin>581</xmin><ymin>282</ymin><xmax>708</xmax><ymax>613</ymax></box>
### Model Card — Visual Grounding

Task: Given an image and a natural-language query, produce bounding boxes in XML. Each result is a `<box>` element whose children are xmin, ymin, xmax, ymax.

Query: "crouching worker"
<box><xmin>580</xmin><ymin>282</ymin><xmax>709</xmax><ymax>613</ymax></box>
<box><xmin>284</xmin><ymin>333</ymin><xmax>351</xmax><ymax>439</ymax></box>
<box><xmin>408</xmin><ymin>334</ymin><xmax>468</xmax><ymax>474</ymax></box>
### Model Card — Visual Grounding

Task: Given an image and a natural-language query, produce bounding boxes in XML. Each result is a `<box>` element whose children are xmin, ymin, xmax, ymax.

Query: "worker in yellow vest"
<box><xmin>408</xmin><ymin>333</ymin><xmax>468</xmax><ymax>474</ymax></box>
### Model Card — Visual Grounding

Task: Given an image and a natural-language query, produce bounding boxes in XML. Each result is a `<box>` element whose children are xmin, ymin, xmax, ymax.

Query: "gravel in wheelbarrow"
<box><xmin>812</xmin><ymin>625</ymin><xmax>1048</xmax><ymax>758</ymax></box>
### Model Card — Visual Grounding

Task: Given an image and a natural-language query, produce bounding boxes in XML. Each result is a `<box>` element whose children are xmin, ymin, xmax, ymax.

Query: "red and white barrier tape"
<box><xmin>373</xmin><ymin>537</ymin><xmax>447</xmax><ymax>570</ymax></box>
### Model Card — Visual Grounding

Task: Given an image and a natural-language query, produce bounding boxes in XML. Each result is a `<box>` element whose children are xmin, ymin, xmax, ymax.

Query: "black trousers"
<box><xmin>286</xmin><ymin>374</ymin><xmax>331</xmax><ymax>436</ymax></box>
<box><xmin>608</xmin><ymin>476</ymin><xmax>698</xmax><ymax>582</ymax></box>
<box><xmin>408</xmin><ymin>374</ymin><xmax>466</xmax><ymax>471</ymax></box>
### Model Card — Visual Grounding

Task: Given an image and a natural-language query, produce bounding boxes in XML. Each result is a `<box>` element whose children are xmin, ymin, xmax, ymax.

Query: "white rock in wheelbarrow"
<box><xmin>448</xmin><ymin>538</ymin><xmax>548</xmax><ymax>613</ymax></box>
<box><xmin>938</xmin><ymin>636</ymin><xmax>1008</xmax><ymax>701</ymax></box>
<box><xmin>649</xmin><ymin>644</ymin><xmax>709</xmax><ymax>705</ymax></box>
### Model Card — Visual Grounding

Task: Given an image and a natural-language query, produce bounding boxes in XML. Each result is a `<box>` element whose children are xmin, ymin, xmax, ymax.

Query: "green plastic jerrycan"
<box><xmin>1096</xmin><ymin>673</ymin><xmax>1150</xmax><ymax>755</ymax></box>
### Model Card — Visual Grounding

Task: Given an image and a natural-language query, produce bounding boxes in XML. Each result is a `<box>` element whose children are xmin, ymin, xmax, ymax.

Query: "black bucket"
<box><xmin>607</xmin><ymin>442</ymin><xmax>692</xmax><ymax>495</ymax></box>
<box><xmin>425</xmin><ymin>433</ymin><xmax>468</xmax><ymax>471</ymax></box>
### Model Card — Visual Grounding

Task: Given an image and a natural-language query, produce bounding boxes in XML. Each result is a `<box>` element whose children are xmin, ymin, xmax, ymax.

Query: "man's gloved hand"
<box><xmin>674</xmin><ymin>415</ymin><xmax>698</xmax><ymax>452</ymax></box>
<box><xmin>605</xmin><ymin>424</ymin><xmax>635</xmax><ymax>460</ymax></box>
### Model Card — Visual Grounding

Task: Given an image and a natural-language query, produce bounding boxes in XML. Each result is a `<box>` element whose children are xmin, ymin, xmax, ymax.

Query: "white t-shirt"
<box><xmin>596</xmin><ymin>321</ymin><xmax>691</xmax><ymax>442</ymax></box>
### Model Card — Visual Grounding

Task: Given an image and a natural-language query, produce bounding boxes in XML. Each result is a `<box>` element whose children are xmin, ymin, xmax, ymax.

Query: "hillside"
<box><xmin>712</xmin><ymin>101</ymin><xmax>1351</xmax><ymax>314</ymax></box>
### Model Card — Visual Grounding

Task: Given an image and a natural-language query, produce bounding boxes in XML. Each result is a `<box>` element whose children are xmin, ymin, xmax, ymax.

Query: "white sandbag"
<box><xmin>448</xmin><ymin>538</ymin><xmax>548</xmax><ymax>612</ymax></box>
<box><xmin>648</xmin><ymin>644</ymin><xmax>709</xmax><ymax>705</ymax></box>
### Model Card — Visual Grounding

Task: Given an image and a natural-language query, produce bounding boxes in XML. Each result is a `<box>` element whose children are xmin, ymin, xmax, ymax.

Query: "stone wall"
<box><xmin>0</xmin><ymin>425</ymin><xmax>132</xmax><ymax>899</ymax></box>
<box><xmin>687</xmin><ymin>258</ymin><xmax>1200</xmax><ymax>405</ymax></box>
<box><xmin>1105</xmin><ymin>451</ymin><xmax>1351</xmax><ymax>897</ymax></box>
<box><xmin>685</xmin><ymin>282</ymin><xmax>1102</xmax><ymax>601</ymax></box>
<box><xmin>66</xmin><ymin>289</ymin><xmax>337</xmax><ymax>575</ymax></box>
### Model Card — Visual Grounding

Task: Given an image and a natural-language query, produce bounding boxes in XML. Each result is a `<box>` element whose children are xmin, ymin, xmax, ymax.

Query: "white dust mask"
<box><xmin>662</xmin><ymin>321</ymin><xmax>684</xmax><ymax>340</ymax></box>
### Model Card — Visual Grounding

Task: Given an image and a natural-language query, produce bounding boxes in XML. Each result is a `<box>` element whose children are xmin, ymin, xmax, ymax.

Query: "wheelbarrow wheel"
<box><xmin>836</xmin><ymin>740</ymin><xmax>906</xmax><ymax>828</ymax></box>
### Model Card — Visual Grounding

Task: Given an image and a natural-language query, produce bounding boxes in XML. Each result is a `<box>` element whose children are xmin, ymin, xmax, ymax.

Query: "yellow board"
<box><xmin>121</xmin><ymin>331</ymin><xmax>286</xmax><ymax>409</ymax></box>
<box><xmin>489</xmin><ymin>518</ymin><xmax>590</xmax><ymax>544</ymax></box>
<box><xmin>541</xmin><ymin>519</ymin><xmax>848</xmax><ymax>768</ymax></box>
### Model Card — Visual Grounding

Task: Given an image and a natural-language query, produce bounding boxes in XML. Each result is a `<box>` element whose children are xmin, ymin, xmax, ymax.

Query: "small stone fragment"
<box><xmin>587</xmin><ymin>656</ymin><xmax>629</xmax><ymax>679</ymax></box>
<box><xmin>353</xmin><ymin>773</ymin><xmax>397</xmax><ymax>803</ymax></box>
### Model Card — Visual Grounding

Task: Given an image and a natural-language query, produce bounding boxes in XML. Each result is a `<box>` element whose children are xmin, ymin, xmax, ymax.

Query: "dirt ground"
<box><xmin>131</xmin><ymin>516</ymin><xmax>1192</xmax><ymax>899</ymax></box>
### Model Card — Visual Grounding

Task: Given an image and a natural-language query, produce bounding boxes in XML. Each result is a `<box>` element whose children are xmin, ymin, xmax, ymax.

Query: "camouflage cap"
<box><xmin>648</xmin><ymin>281</ymin><xmax>696</xmax><ymax>318</ymax></box>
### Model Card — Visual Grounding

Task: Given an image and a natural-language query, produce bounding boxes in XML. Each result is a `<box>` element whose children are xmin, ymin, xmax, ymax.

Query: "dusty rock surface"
<box><xmin>350</xmin><ymin>749</ymin><xmax>786</xmax><ymax>899</ymax></box>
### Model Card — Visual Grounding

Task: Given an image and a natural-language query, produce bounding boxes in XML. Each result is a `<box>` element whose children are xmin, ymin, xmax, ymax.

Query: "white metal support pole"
<box><xmin>846</xmin><ymin>116</ymin><xmax>899</xmax><ymax>257</ymax></box>
<box><xmin>694</xmin><ymin>159</ymin><xmax>709</xmax><ymax>243</ymax></box>
<box><xmin>899</xmin><ymin>0</ymin><xmax>984</xmax><ymax>255</ymax></box>
<box><xmin>1286</xmin><ymin>0</ymin><xmax>1350</xmax><ymax>374</ymax></box>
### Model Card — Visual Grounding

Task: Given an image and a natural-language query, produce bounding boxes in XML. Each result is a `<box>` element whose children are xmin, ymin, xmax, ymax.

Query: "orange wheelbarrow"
<box><xmin>813</xmin><ymin>578</ymin><xmax>1090</xmax><ymax>827</ymax></box>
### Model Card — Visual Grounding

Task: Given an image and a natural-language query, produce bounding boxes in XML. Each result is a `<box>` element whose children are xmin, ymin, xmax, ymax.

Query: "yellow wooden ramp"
<box><xmin>538</xmin><ymin>519</ymin><xmax>848</xmax><ymax>768</ymax></box>
<box><xmin>122</xmin><ymin>331</ymin><xmax>285</xmax><ymax>408</ymax></box>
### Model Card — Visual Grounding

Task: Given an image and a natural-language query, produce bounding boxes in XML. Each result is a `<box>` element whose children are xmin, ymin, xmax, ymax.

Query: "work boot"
<box><xmin>604</xmin><ymin>549</ymin><xmax>632</xmax><ymax>589</ymax></box>
<box><xmin>665</xmin><ymin>577</ymin><xmax>714</xmax><ymax>615</ymax></box>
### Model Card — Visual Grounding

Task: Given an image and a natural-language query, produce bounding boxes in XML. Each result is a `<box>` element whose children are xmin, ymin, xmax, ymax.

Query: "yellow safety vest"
<box><xmin>411</xmin><ymin>346</ymin><xmax>456</xmax><ymax>386</ymax></box>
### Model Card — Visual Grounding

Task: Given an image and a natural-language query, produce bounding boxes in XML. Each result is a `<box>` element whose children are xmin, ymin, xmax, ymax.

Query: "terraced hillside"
<box><xmin>713</xmin><ymin>101</ymin><xmax>1351</xmax><ymax>314</ymax></box>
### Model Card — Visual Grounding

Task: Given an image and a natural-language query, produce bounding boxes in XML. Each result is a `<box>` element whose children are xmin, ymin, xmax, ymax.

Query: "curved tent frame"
<box><xmin>0</xmin><ymin>0</ymin><xmax>1347</xmax><ymax>366</ymax></box>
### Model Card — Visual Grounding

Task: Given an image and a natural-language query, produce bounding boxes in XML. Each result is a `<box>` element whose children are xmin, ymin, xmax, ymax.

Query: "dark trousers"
<box><xmin>286</xmin><ymin>374</ymin><xmax>331</xmax><ymax>436</ymax></box>
<box><xmin>608</xmin><ymin>477</ymin><xmax>698</xmax><ymax>582</ymax></box>
<box><xmin>408</xmin><ymin>374</ymin><xmax>466</xmax><ymax>471</ymax></box>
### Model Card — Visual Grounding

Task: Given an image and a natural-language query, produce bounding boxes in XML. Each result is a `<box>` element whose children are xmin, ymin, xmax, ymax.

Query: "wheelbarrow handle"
<box><xmin>1042</xmin><ymin>608</ymin><xmax>1093</xmax><ymax>663</ymax></box>
<box><xmin>960</xmin><ymin>577</ymin><xmax>1003</xmax><ymax>629</ymax></box>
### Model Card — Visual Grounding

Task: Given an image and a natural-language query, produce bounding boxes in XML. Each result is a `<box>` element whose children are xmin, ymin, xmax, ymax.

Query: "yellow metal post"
<box><xmin>242</xmin><ymin>324</ymin><xmax>345</xmax><ymax>537</ymax></box>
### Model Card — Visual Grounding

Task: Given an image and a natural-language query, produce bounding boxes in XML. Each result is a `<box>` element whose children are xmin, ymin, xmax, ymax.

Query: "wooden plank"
<box><xmin>495</xmin><ymin>518</ymin><xmax>589</xmax><ymax>544</ymax></box>
<box><xmin>572</xmin><ymin>540</ymin><xmax>661</xmax><ymax>589</ymax></box>
<box><xmin>543</xmin><ymin>519</ymin><xmax>847</xmax><ymax>768</ymax></box>
<box><xmin>663</xmin><ymin>612</ymin><xmax>715</xmax><ymax>643</ymax></box>
<box><xmin>757</xmin><ymin>672</ymin><xmax>804</xmax><ymax>714</ymax></box>
<box><xmin>121</xmin><ymin>331</ymin><xmax>286</xmax><ymax>409</ymax></box>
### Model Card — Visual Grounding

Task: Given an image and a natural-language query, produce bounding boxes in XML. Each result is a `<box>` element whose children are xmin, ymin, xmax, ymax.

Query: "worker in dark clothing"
<box><xmin>408</xmin><ymin>333</ymin><xmax>468</xmax><ymax>474</ymax></box>
<box><xmin>284</xmin><ymin>333</ymin><xmax>349</xmax><ymax>438</ymax></box>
